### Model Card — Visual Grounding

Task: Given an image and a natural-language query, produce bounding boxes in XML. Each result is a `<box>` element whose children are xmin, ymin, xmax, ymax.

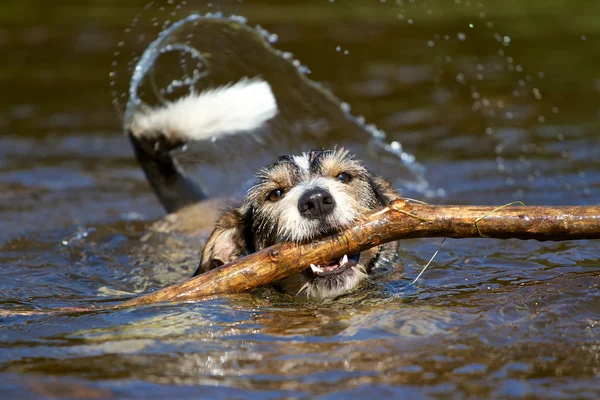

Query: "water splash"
<box><xmin>124</xmin><ymin>14</ymin><xmax>203</xmax><ymax>129</ymax></box>
<box><xmin>119</xmin><ymin>12</ymin><xmax>438</xmax><ymax>197</ymax></box>
<box><xmin>403</xmin><ymin>0</ymin><xmax>595</xmax><ymax>202</ymax></box>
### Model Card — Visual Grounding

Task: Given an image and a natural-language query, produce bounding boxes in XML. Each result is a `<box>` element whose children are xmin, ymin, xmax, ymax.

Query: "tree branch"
<box><xmin>3</xmin><ymin>200</ymin><xmax>598</xmax><ymax>316</ymax></box>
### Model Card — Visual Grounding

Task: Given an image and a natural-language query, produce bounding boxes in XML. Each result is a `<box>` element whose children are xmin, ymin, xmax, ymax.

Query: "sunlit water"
<box><xmin>0</xmin><ymin>0</ymin><xmax>599</xmax><ymax>398</ymax></box>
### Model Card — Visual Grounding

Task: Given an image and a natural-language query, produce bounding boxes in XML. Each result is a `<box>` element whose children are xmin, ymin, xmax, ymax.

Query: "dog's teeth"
<box><xmin>310</xmin><ymin>264</ymin><xmax>323</xmax><ymax>273</ymax></box>
<box><xmin>341</xmin><ymin>254</ymin><xmax>349</xmax><ymax>265</ymax></box>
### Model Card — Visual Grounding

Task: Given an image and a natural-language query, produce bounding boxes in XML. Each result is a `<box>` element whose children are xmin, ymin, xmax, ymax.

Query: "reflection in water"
<box><xmin>0</xmin><ymin>0</ymin><xmax>599</xmax><ymax>398</ymax></box>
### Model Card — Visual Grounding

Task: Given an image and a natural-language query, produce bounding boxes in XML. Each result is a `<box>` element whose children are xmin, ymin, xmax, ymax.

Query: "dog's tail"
<box><xmin>127</xmin><ymin>78</ymin><xmax>278</xmax><ymax>213</ymax></box>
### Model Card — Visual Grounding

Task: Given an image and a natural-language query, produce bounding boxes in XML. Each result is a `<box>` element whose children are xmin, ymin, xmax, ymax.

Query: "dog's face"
<box><xmin>197</xmin><ymin>148</ymin><xmax>398</xmax><ymax>299</ymax></box>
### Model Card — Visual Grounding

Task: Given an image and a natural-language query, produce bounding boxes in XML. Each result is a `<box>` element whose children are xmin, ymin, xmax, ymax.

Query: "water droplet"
<box><xmin>469</xmin><ymin>23</ymin><xmax>474</xmax><ymax>28</ymax></box>
<box><xmin>457</xmin><ymin>32</ymin><xmax>466</xmax><ymax>41</ymax></box>
<box><xmin>427</xmin><ymin>40</ymin><xmax>435</xmax><ymax>47</ymax></box>
<box><xmin>400</xmin><ymin>152</ymin><xmax>414</xmax><ymax>163</ymax></box>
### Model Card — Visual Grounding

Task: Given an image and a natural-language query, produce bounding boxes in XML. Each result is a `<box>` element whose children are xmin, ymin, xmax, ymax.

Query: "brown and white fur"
<box><xmin>128</xmin><ymin>78</ymin><xmax>399</xmax><ymax>300</ymax></box>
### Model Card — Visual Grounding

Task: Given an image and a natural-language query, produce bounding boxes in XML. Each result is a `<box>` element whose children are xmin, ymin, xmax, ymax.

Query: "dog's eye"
<box><xmin>337</xmin><ymin>172</ymin><xmax>351</xmax><ymax>183</ymax></box>
<box><xmin>267</xmin><ymin>189</ymin><xmax>284</xmax><ymax>202</ymax></box>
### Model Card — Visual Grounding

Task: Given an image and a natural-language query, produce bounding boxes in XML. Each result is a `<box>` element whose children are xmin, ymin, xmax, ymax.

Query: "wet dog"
<box><xmin>128</xmin><ymin>79</ymin><xmax>399</xmax><ymax>299</ymax></box>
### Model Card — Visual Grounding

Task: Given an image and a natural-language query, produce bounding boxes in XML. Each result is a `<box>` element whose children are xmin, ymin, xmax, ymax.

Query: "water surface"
<box><xmin>0</xmin><ymin>0</ymin><xmax>599</xmax><ymax>398</ymax></box>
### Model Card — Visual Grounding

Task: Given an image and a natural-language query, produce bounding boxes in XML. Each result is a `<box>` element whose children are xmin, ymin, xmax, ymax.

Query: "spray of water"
<box><xmin>117</xmin><ymin>11</ymin><xmax>438</xmax><ymax>197</ymax></box>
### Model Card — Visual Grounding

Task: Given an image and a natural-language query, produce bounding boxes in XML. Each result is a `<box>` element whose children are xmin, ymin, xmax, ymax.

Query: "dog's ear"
<box><xmin>368</xmin><ymin>175</ymin><xmax>400</xmax><ymax>206</ymax></box>
<box><xmin>193</xmin><ymin>209</ymin><xmax>248</xmax><ymax>276</ymax></box>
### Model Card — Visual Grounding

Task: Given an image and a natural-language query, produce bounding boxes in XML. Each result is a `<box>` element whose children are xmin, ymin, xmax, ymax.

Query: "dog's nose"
<box><xmin>298</xmin><ymin>188</ymin><xmax>336</xmax><ymax>220</ymax></box>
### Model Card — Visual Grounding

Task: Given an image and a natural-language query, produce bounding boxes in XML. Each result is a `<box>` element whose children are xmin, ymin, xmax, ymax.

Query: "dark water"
<box><xmin>1</xmin><ymin>0</ymin><xmax>599</xmax><ymax>398</ymax></box>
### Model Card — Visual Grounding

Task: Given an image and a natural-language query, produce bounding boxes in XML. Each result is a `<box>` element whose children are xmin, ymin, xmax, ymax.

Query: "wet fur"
<box><xmin>194</xmin><ymin>148</ymin><xmax>399</xmax><ymax>299</ymax></box>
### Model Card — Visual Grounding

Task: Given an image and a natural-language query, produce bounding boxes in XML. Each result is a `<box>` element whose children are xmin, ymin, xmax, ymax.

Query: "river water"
<box><xmin>0</xmin><ymin>0</ymin><xmax>599</xmax><ymax>398</ymax></box>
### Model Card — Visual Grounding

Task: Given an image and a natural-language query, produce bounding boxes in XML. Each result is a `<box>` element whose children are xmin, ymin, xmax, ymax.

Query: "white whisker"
<box><xmin>297</xmin><ymin>281</ymin><xmax>312</xmax><ymax>297</ymax></box>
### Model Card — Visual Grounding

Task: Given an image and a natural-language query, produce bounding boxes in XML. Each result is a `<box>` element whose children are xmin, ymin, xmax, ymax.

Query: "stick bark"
<box><xmin>3</xmin><ymin>200</ymin><xmax>599</xmax><ymax>316</ymax></box>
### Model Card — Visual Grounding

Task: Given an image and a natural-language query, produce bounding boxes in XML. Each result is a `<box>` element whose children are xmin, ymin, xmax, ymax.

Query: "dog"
<box><xmin>128</xmin><ymin>78</ymin><xmax>400</xmax><ymax>299</ymax></box>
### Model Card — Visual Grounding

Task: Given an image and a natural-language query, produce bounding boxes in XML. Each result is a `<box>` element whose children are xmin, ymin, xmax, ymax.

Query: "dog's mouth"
<box><xmin>306</xmin><ymin>253</ymin><xmax>361</xmax><ymax>278</ymax></box>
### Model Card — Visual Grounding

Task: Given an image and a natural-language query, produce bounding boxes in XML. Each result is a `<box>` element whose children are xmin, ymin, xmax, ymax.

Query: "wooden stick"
<box><xmin>121</xmin><ymin>200</ymin><xmax>600</xmax><ymax>306</ymax></box>
<box><xmin>3</xmin><ymin>200</ymin><xmax>599</xmax><ymax>316</ymax></box>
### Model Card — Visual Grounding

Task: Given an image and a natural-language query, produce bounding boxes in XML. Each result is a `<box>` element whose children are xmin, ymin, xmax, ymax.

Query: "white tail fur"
<box><xmin>130</xmin><ymin>78</ymin><xmax>278</xmax><ymax>142</ymax></box>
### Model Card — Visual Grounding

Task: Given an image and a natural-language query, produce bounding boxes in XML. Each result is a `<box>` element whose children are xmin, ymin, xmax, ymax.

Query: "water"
<box><xmin>1</xmin><ymin>0</ymin><xmax>599</xmax><ymax>398</ymax></box>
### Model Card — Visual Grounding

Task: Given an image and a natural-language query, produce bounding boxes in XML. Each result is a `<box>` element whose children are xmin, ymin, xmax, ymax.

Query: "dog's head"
<box><xmin>198</xmin><ymin>148</ymin><xmax>398</xmax><ymax>299</ymax></box>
